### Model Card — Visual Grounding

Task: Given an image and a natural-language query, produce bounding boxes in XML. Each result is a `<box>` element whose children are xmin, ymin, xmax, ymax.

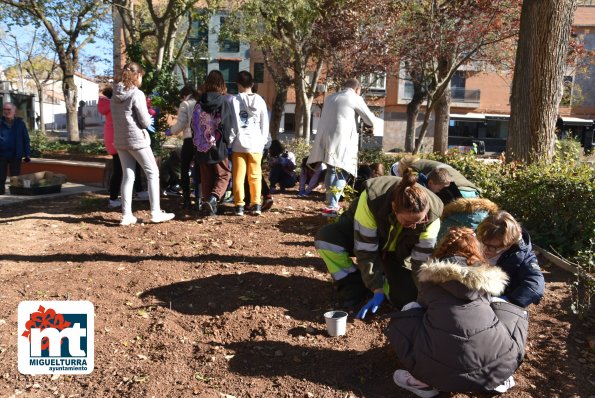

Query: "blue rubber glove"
<box><xmin>499</xmin><ymin>295</ymin><xmax>509</xmax><ymax>301</ymax></box>
<box><xmin>165</xmin><ymin>128</ymin><xmax>171</xmax><ymax>136</ymax></box>
<box><xmin>356</xmin><ymin>292</ymin><xmax>385</xmax><ymax>319</ymax></box>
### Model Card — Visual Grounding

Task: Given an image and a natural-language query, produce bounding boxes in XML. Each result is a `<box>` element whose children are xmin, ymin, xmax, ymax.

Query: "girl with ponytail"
<box><xmin>314</xmin><ymin>169</ymin><xmax>444</xmax><ymax>319</ymax></box>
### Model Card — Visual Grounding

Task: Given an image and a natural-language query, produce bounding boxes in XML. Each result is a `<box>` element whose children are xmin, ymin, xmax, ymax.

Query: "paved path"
<box><xmin>0</xmin><ymin>182</ymin><xmax>104</xmax><ymax>207</ymax></box>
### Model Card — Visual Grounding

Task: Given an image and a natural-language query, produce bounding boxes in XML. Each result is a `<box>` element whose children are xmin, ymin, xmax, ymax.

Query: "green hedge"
<box><xmin>428</xmin><ymin>149</ymin><xmax>595</xmax><ymax>260</ymax></box>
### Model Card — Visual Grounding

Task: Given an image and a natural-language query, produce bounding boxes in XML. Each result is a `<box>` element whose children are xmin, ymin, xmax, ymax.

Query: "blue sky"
<box><xmin>0</xmin><ymin>23</ymin><xmax>114</xmax><ymax>78</ymax></box>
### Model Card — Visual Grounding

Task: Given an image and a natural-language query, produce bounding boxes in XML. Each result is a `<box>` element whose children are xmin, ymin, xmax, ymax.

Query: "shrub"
<box><xmin>425</xmin><ymin>149</ymin><xmax>594</xmax><ymax>259</ymax></box>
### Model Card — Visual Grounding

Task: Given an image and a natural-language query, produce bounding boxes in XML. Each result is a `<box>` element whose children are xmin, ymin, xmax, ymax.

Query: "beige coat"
<box><xmin>307</xmin><ymin>88</ymin><xmax>375</xmax><ymax>176</ymax></box>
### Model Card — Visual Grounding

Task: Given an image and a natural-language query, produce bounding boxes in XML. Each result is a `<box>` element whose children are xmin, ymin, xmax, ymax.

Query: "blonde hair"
<box><xmin>119</xmin><ymin>62</ymin><xmax>145</xmax><ymax>89</ymax></box>
<box><xmin>398</xmin><ymin>155</ymin><xmax>420</xmax><ymax>176</ymax></box>
<box><xmin>476</xmin><ymin>210</ymin><xmax>522</xmax><ymax>247</ymax></box>
<box><xmin>433</xmin><ymin>227</ymin><xmax>486</xmax><ymax>266</ymax></box>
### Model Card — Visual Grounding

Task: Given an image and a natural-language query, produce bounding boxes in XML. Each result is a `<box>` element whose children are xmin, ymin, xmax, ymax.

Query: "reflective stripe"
<box><xmin>354</xmin><ymin>190</ymin><xmax>377</xmax><ymax>230</ymax></box>
<box><xmin>420</xmin><ymin>218</ymin><xmax>441</xmax><ymax>240</ymax></box>
<box><xmin>315</xmin><ymin>240</ymin><xmax>346</xmax><ymax>253</ymax></box>
<box><xmin>416</xmin><ymin>238</ymin><xmax>437</xmax><ymax>249</ymax></box>
<box><xmin>354</xmin><ymin>219</ymin><xmax>377</xmax><ymax>238</ymax></box>
<box><xmin>354</xmin><ymin>240</ymin><xmax>378</xmax><ymax>252</ymax></box>
<box><xmin>331</xmin><ymin>266</ymin><xmax>358</xmax><ymax>280</ymax></box>
<box><xmin>317</xmin><ymin>248</ymin><xmax>354</xmax><ymax>275</ymax></box>
<box><xmin>411</xmin><ymin>250</ymin><xmax>431</xmax><ymax>262</ymax></box>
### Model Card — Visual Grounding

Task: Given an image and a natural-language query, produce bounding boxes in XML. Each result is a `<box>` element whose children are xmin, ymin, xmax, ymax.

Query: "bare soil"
<box><xmin>0</xmin><ymin>190</ymin><xmax>593</xmax><ymax>398</ymax></box>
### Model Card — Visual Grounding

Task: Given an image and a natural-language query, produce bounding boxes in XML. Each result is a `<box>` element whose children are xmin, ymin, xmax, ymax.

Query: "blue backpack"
<box><xmin>192</xmin><ymin>103</ymin><xmax>222</xmax><ymax>152</ymax></box>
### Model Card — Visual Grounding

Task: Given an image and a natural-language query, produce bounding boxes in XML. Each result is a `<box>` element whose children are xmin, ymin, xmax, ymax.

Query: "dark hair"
<box><xmin>392</xmin><ymin>168</ymin><xmax>429</xmax><ymax>214</ymax></box>
<box><xmin>237</xmin><ymin>71</ymin><xmax>254</xmax><ymax>88</ymax></box>
<box><xmin>179</xmin><ymin>85</ymin><xmax>200</xmax><ymax>101</ymax></box>
<box><xmin>203</xmin><ymin>70</ymin><xmax>227</xmax><ymax>94</ymax></box>
<box><xmin>427</xmin><ymin>168</ymin><xmax>452</xmax><ymax>185</ymax></box>
<box><xmin>344</xmin><ymin>78</ymin><xmax>360</xmax><ymax>90</ymax></box>
<box><xmin>102</xmin><ymin>86</ymin><xmax>113</xmax><ymax>99</ymax></box>
<box><xmin>269</xmin><ymin>139</ymin><xmax>285</xmax><ymax>157</ymax></box>
<box><xmin>119</xmin><ymin>62</ymin><xmax>145</xmax><ymax>89</ymax></box>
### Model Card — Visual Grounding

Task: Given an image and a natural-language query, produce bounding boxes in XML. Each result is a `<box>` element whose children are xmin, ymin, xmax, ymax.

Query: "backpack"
<box><xmin>192</xmin><ymin>103</ymin><xmax>222</xmax><ymax>152</ymax></box>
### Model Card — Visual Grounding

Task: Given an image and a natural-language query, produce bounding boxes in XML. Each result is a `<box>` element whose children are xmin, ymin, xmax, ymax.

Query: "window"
<box><xmin>189</xmin><ymin>20</ymin><xmax>208</xmax><ymax>48</ymax></box>
<box><xmin>188</xmin><ymin>60</ymin><xmax>208</xmax><ymax>88</ymax></box>
<box><xmin>219</xmin><ymin>60</ymin><xmax>239</xmax><ymax>94</ymax></box>
<box><xmin>219</xmin><ymin>17</ymin><xmax>240</xmax><ymax>52</ymax></box>
<box><xmin>451</xmin><ymin>71</ymin><xmax>466</xmax><ymax>101</ymax></box>
<box><xmin>254</xmin><ymin>63</ymin><xmax>265</xmax><ymax>83</ymax></box>
<box><xmin>284</xmin><ymin>113</ymin><xmax>295</xmax><ymax>133</ymax></box>
<box><xmin>560</xmin><ymin>76</ymin><xmax>573</xmax><ymax>107</ymax></box>
<box><xmin>361</xmin><ymin>73</ymin><xmax>386</xmax><ymax>91</ymax></box>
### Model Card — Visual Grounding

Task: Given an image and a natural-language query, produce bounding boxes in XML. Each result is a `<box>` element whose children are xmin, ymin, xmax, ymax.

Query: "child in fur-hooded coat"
<box><xmin>386</xmin><ymin>227</ymin><xmax>529</xmax><ymax>393</ymax></box>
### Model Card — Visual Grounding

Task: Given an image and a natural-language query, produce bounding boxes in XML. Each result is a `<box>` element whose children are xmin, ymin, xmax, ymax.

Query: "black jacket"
<box><xmin>195</xmin><ymin>92</ymin><xmax>235</xmax><ymax>164</ymax></box>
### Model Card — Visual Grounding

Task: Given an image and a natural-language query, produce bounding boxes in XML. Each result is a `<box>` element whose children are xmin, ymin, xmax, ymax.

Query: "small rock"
<box><xmin>274</xmin><ymin>350</ymin><xmax>284</xmax><ymax>357</ymax></box>
<box><xmin>578</xmin><ymin>358</ymin><xmax>587</xmax><ymax>364</ymax></box>
<box><xmin>306</xmin><ymin>393</ymin><xmax>314</xmax><ymax>398</ymax></box>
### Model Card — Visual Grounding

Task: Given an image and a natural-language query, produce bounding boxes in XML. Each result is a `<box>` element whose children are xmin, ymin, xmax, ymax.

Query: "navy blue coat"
<box><xmin>0</xmin><ymin>117</ymin><xmax>30</xmax><ymax>159</ymax></box>
<box><xmin>497</xmin><ymin>229</ymin><xmax>545</xmax><ymax>307</ymax></box>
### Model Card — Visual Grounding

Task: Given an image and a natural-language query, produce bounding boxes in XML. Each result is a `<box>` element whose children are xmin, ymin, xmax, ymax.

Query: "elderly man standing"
<box><xmin>0</xmin><ymin>102</ymin><xmax>30</xmax><ymax>195</ymax></box>
<box><xmin>308</xmin><ymin>78</ymin><xmax>376</xmax><ymax>217</ymax></box>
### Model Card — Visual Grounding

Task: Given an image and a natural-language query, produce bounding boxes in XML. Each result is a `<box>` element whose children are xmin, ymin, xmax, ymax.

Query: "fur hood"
<box><xmin>418</xmin><ymin>259</ymin><xmax>509</xmax><ymax>296</ymax></box>
<box><xmin>441</xmin><ymin>197</ymin><xmax>499</xmax><ymax>219</ymax></box>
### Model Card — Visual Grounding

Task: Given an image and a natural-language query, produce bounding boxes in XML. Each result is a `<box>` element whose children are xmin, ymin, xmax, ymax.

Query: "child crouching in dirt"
<box><xmin>386</xmin><ymin>227</ymin><xmax>528</xmax><ymax>397</ymax></box>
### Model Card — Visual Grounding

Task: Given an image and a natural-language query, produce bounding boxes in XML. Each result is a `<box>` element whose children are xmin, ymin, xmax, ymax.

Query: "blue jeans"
<box><xmin>325</xmin><ymin>165</ymin><xmax>349</xmax><ymax>209</ymax></box>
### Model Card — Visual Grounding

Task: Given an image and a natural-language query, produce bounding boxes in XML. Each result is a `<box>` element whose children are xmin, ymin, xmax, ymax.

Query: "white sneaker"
<box><xmin>393</xmin><ymin>370</ymin><xmax>439</xmax><ymax>398</ymax></box>
<box><xmin>108</xmin><ymin>199</ymin><xmax>121</xmax><ymax>209</ymax></box>
<box><xmin>493</xmin><ymin>375</ymin><xmax>515</xmax><ymax>393</ymax></box>
<box><xmin>120</xmin><ymin>215</ymin><xmax>137</xmax><ymax>226</ymax></box>
<box><xmin>151</xmin><ymin>211</ymin><xmax>175</xmax><ymax>223</ymax></box>
<box><xmin>134</xmin><ymin>191</ymin><xmax>149</xmax><ymax>201</ymax></box>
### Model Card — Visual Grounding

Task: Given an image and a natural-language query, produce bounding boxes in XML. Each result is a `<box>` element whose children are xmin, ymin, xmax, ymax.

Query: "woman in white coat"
<box><xmin>307</xmin><ymin>78</ymin><xmax>376</xmax><ymax>217</ymax></box>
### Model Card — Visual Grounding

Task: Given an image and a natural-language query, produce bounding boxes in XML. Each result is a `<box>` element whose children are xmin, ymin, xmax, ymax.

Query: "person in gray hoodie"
<box><xmin>230</xmin><ymin>71</ymin><xmax>270</xmax><ymax>216</ymax></box>
<box><xmin>110</xmin><ymin>62</ymin><xmax>174</xmax><ymax>225</ymax></box>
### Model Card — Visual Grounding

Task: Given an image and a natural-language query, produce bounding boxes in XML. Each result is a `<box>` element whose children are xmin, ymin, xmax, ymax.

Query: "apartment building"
<box><xmin>251</xmin><ymin>4</ymin><xmax>595</xmax><ymax>153</ymax></box>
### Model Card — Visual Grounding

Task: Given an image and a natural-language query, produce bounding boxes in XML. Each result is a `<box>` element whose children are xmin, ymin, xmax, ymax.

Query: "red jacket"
<box><xmin>98</xmin><ymin>96</ymin><xmax>116</xmax><ymax>155</ymax></box>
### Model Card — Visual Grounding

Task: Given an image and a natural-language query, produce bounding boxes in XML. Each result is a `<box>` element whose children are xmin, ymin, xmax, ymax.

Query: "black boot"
<box><xmin>200</xmin><ymin>195</ymin><xmax>218</xmax><ymax>217</ymax></box>
<box><xmin>182</xmin><ymin>193</ymin><xmax>192</xmax><ymax>209</ymax></box>
<box><xmin>336</xmin><ymin>271</ymin><xmax>369</xmax><ymax>310</ymax></box>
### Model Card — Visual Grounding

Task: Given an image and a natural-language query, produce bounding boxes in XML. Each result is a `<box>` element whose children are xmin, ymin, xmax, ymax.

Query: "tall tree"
<box><xmin>0</xmin><ymin>28</ymin><xmax>60</xmax><ymax>134</ymax></box>
<box><xmin>394</xmin><ymin>0</ymin><xmax>520</xmax><ymax>154</ymax></box>
<box><xmin>0</xmin><ymin>0</ymin><xmax>110</xmax><ymax>141</ymax></box>
<box><xmin>226</xmin><ymin>0</ymin><xmax>325</xmax><ymax>141</ymax></box>
<box><xmin>506</xmin><ymin>0</ymin><xmax>578</xmax><ymax>163</ymax></box>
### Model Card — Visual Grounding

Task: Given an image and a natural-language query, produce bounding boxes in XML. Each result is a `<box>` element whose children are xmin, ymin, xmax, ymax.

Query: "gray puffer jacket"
<box><xmin>111</xmin><ymin>83</ymin><xmax>153</xmax><ymax>150</ymax></box>
<box><xmin>385</xmin><ymin>258</ymin><xmax>529</xmax><ymax>392</ymax></box>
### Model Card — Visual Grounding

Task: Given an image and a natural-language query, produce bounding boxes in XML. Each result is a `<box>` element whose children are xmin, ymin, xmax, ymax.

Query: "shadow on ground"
<box><xmin>140</xmin><ymin>272</ymin><xmax>334</xmax><ymax>322</ymax></box>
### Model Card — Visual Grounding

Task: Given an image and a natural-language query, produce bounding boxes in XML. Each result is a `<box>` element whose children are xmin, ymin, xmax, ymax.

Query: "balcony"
<box><xmin>400</xmin><ymin>84</ymin><xmax>480</xmax><ymax>107</ymax></box>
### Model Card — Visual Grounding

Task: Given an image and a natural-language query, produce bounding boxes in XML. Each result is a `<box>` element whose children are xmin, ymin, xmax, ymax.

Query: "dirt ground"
<box><xmin>0</xmin><ymin>190</ymin><xmax>593</xmax><ymax>398</ymax></box>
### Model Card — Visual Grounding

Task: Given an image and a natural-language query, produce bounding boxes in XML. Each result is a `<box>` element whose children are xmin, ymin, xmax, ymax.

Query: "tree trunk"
<box><xmin>294</xmin><ymin>87</ymin><xmax>304</xmax><ymax>138</ymax></box>
<box><xmin>62</xmin><ymin>74</ymin><xmax>79</xmax><ymax>142</ymax></box>
<box><xmin>412</xmin><ymin>97</ymin><xmax>434</xmax><ymax>154</ymax></box>
<box><xmin>405</xmin><ymin>80</ymin><xmax>425</xmax><ymax>152</ymax></box>
<box><xmin>270</xmin><ymin>86</ymin><xmax>288</xmax><ymax>140</ymax></box>
<box><xmin>302</xmin><ymin>92</ymin><xmax>312</xmax><ymax>142</ymax></box>
<box><xmin>506</xmin><ymin>0</ymin><xmax>577</xmax><ymax>164</ymax></box>
<box><xmin>433</xmin><ymin>57</ymin><xmax>452</xmax><ymax>154</ymax></box>
<box><xmin>433</xmin><ymin>89</ymin><xmax>451</xmax><ymax>154</ymax></box>
<box><xmin>37</xmin><ymin>87</ymin><xmax>46</xmax><ymax>134</ymax></box>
